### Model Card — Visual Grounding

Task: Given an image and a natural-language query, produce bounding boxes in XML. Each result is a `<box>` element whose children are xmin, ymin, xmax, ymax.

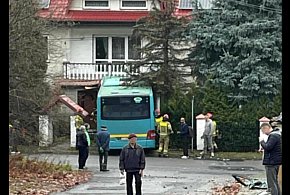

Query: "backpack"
<box><xmin>188</xmin><ymin>126</ymin><xmax>194</xmax><ymax>138</ymax></box>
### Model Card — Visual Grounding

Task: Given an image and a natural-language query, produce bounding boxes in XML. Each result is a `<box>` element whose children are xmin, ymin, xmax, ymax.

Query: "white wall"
<box><xmin>46</xmin><ymin>27</ymin><xmax>71</xmax><ymax>81</ymax></box>
<box><xmin>196</xmin><ymin>115</ymin><xmax>205</xmax><ymax>150</ymax></box>
<box><xmin>69</xmin><ymin>26</ymin><xmax>133</xmax><ymax>63</ymax></box>
<box><xmin>70</xmin><ymin>116</ymin><xmax>77</xmax><ymax>147</ymax></box>
<box><xmin>46</xmin><ymin>25</ymin><xmax>134</xmax><ymax>79</ymax></box>
<box><xmin>39</xmin><ymin>115</ymin><xmax>53</xmax><ymax>147</ymax></box>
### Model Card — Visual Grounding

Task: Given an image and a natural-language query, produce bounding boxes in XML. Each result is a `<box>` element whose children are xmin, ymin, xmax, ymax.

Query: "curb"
<box><xmin>32</xmin><ymin>150</ymin><xmax>261</xmax><ymax>161</ymax></box>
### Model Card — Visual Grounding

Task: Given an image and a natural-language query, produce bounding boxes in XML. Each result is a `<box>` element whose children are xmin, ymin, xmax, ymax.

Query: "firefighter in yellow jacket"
<box><xmin>154</xmin><ymin>109</ymin><xmax>163</xmax><ymax>148</ymax></box>
<box><xmin>157</xmin><ymin>114</ymin><xmax>173</xmax><ymax>157</ymax></box>
<box><xmin>155</xmin><ymin>109</ymin><xmax>163</xmax><ymax>127</ymax></box>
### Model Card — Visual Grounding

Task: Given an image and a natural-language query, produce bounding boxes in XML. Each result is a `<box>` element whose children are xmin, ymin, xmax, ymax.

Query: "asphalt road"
<box><xmin>28</xmin><ymin>154</ymin><xmax>266</xmax><ymax>195</ymax></box>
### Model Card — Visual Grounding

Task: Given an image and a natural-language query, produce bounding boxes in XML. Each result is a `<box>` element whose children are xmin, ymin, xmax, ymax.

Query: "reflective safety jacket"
<box><xmin>212</xmin><ymin>120</ymin><xmax>218</xmax><ymax>136</ymax></box>
<box><xmin>155</xmin><ymin>116</ymin><xmax>163</xmax><ymax>127</ymax></box>
<box><xmin>158</xmin><ymin>121</ymin><xmax>172</xmax><ymax>136</ymax></box>
<box><xmin>75</xmin><ymin>115</ymin><xmax>84</xmax><ymax>129</ymax></box>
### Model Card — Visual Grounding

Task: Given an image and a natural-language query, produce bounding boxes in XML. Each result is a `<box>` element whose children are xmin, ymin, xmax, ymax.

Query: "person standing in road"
<box><xmin>96</xmin><ymin>125</ymin><xmax>110</xmax><ymax>171</ymax></box>
<box><xmin>200</xmin><ymin>113</ymin><xmax>214</xmax><ymax>157</ymax></box>
<box><xmin>179</xmin><ymin>117</ymin><xmax>190</xmax><ymax>159</ymax></box>
<box><xmin>157</xmin><ymin>114</ymin><xmax>173</xmax><ymax>157</ymax></box>
<box><xmin>119</xmin><ymin>133</ymin><xmax>146</xmax><ymax>195</ymax></box>
<box><xmin>76</xmin><ymin>125</ymin><xmax>89</xmax><ymax>170</ymax></box>
<box><xmin>259</xmin><ymin>122</ymin><xmax>282</xmax><ymax>195</ymax></box>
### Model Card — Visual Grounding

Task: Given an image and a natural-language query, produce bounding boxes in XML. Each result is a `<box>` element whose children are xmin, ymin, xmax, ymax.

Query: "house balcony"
<box><xmin>63</xmin><ymin>62</ymin><xmax>144</xmax><ymax>80</ymax></box>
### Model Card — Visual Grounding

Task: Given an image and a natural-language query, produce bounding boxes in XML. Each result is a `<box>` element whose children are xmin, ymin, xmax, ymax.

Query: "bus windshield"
<box><xmin>101</xmin><ymin>96</ymin><xmax>150</xmax><ymax>120</ymax></box>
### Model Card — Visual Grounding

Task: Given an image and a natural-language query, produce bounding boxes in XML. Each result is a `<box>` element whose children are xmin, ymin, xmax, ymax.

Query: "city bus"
<box><xmin>96</xmin><ymin>76</ymin><xmax>156</xmax><ymax>149</ymax></box>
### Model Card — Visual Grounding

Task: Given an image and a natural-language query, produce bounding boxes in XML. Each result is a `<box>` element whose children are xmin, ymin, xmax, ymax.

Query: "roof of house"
<box><xmin>66</xmin><ymin>11</ymin><xmax>149</xmax><ymax>22</ymax></box>
<box><xmin>38</xmin><ymin>0</ymin><xmax>72</xmax><ymax>20</ymax></box>
<box><xmin>38</xmin><ymin>0</ymin><xmax>149</xmax><ymax>22</ymax></box>
<box><xmin>38</xmin><ymin>0</ymin><xmax>192</xmax><ymax>21</ymax></box>
<box><xmin>56</xmin><ymin>79</ymin><xmax>101</xmax><ymax>87</ymax></box>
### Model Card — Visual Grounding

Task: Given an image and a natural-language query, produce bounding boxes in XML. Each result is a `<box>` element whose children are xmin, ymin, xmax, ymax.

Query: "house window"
<box><xmin>196</xmin><ymin>0</ymin><xmax>213</xmax><ymax>9</ymax></box>
<box><xmin>121</xmin><ymin>0</ymin><xmax>147</xmax><ymax>9</ymax></box>
<box><xmin>94</xmin><ymin>36</ymin><xmax>141</xmax><ymax>63</ymax></box>
<box><xmin>83</xmin><ymin>0</ymin><xmax>109</xmax><ymax>8</ymax></box>
<box><xmin>96</xmin><ymin>37</ymin><xmax>108</xmax><ymax>60</ymax></box>
<box><xmin>112</xmin><ymin>37</ymin><xmax>125</xmax><ymax>59</ymax></box>
<box><xmin>179</xmin><ymin>0</ymin><xmax>193</xmax><ymax>9</ymax></box>
<box><xmin>38</xmin><ymin>0</ymin><xmax>50</xmax><ymax>9</ymax></box>
<box><xmin>179</xmin><ymin>0</ymin><xmax>213</xmax><ymax>9</ymax></box>
<box><xmin>128</xmin><ymin>36</ymin><xmax>141</xmax><ymax>60</ymax></box>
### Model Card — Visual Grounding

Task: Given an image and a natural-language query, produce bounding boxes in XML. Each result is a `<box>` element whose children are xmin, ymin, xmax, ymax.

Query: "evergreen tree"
<box><xmin>188</xmin><ymin>0</ymin><xmax>282</xmax><ymax>102</ymax></box>
<box><xmin>200</xmin><ymin>81</ymin><xmax>235</xmax><ymax>123</ymax></box>
<box><xmin>128</xmin><ymin>0</ymin><xmax>194</xmax><ymax>98</ymax></box>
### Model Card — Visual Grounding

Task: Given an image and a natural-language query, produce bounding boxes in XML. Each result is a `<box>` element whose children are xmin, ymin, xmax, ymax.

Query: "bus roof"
<box><xmin>98</xmin><ymin>77</ymin><xmax>153</xmax><ymax>97</ymax></box>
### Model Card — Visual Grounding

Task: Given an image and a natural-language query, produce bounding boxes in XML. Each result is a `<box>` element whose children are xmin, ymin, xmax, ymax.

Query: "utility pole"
<box><xmin>191</xmin><ymin>96</ymin><xmax>194</xmax><ymax>152</ymax></box>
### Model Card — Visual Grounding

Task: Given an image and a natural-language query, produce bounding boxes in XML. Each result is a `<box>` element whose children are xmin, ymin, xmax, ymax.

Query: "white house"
<box><xmin>37</xmin><ymin>0</ymin><xmax>212</xmax><ymax>128</ymax></box>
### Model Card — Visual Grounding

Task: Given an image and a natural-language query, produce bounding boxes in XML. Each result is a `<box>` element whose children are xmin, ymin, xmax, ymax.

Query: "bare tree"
<box><xmin>9</xmin><ymin>0</ymin><xmax>54</xmax><ymax>145</ymax></box>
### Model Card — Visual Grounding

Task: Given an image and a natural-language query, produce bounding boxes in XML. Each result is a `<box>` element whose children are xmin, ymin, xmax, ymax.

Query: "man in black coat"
<box><xmin>96</xmin><ymin>125</ymin><xmax>110</xmax><ymax>171</ymax></box>
<box><xmin>259</xmin><ymin>122</ymin><xmax>282</xmax><ymax>195</ymax></box>
<box><xmin>119</xmin><ymin>133</ymin><xmax>146</xmax><ymax>195</ymax></box>
<box><xmin>179</xmin><ymin>117</ymin><xmax>190</xmax><ymax>159</ymax></box>
<box><xmin>76</xmin><ymin>125</ymin><xmax>89</xmax><ymax>170</ymax></box>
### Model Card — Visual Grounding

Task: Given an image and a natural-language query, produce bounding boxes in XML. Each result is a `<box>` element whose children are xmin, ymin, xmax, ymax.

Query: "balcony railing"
<box><xmin>63</xmin><ymin>62</ymin><xmax>144</xmax><ymax>80</ymax></box>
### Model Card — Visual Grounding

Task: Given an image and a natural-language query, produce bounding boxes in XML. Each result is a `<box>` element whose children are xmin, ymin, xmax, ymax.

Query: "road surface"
<box><xmin>28</xmin><ymin>154</ymin><xmax>266</xmax><ymax>195</ymax></box>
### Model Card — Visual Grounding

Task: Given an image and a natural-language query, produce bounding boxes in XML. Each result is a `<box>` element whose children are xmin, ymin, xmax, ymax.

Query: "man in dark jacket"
<box><xmin>76</xmin><ymin>125</ymin><xmax>89</xmax><ymax>170</ymax></box>
<box><xmin>179</xmin><ymin>117</ymin><xmax>190</xmax><ymax>159</ymax></box>
<box><xmin>259</xmin><ymin>122</ymin><xmax>282</xmax><ymax>195</ymax></box>
<box><xmin>96</xmin><ymin>125</ymin><xmax>110</xmax><ymax>171</ymax></box>
<box><xmin>119</xmin><ymin>133</ymin><xmax>146</xmax><ymax>195</ymax></box>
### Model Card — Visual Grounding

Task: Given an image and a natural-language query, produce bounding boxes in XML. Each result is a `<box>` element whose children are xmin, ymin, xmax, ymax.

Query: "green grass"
<box><xmin>212</xmin><ymin>151</ymin><xmax>263</xmax><ymax>160</ymax></box>
<box><xmin>15</xmin><ymin>135</ymin><xmax>263</xmax><ymax>160</ymax></box>
<box><xmin>163</xmin><ymin>149</ymin><xmax>263</xmax><ymax>160</ymax></box>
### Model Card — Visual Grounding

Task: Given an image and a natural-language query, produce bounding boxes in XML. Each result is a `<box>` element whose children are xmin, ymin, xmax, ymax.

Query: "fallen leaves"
<box><xmin>9</xmin><ymin>155</ymin><xmax>92</xmax><ymax>195</ymax></box>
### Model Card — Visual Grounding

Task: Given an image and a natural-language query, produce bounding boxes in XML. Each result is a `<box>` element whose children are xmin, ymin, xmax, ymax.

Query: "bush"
<box><xmin>217</xmin><ymin>121</ymin><xmax>259</xmax><ymax>152</ymax></box>
<box><xmin>161</xmin><ymin>81</ymin><xmax>281</xmax><ymax>152</ymax></box>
